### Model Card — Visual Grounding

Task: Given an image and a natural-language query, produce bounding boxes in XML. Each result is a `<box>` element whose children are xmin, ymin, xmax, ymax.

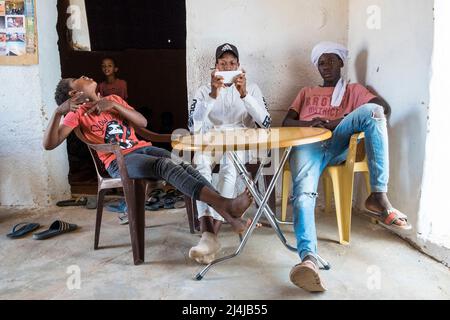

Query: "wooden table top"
<box><xmin>172</xmin><ymin>127</ymin><xmax>332</xmax><ymax>152</ymax></box>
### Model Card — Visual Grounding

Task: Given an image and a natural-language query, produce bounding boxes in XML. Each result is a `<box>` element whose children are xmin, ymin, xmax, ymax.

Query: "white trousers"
<box><xmin>193</xmin><ymin>151</ymin><xmax>248</xmax><ymax>222</ymax></box>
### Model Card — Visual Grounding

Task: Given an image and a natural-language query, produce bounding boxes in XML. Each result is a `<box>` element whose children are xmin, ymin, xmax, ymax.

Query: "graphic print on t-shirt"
<box><xmin>104</xmin><ymin>120</ymin><xmax>137</xmax><ymax>150</ymax></box>
<box><xmin>304</xmin><ymin>95</ymin><xmax>341</xmax><ymax>119</ymax></box>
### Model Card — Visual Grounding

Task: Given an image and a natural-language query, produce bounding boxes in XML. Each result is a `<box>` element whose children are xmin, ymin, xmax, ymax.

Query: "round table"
<box><xmin>172</xmin><ymin>127</ymin><xmax>332</xmax><ymax>152</ymax></box>
<box><xmin>172</xmin><ymin>127</ymin><xmax>332</xmax><ymax>280</ymax></box>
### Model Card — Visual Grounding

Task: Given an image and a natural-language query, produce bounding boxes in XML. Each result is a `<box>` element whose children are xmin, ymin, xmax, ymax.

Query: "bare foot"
<box><xmin>228</xmin><ymin>189</ymin><xmax>253</xmax><ymax>219</ymax></box>
<box><xmin>214</xmin><ymin>190</ymin><xmax>254</xmax><ymax>233</ymax></box>
<box><xmin>365</xmin><ymin>192</ymin><xmax>392</xmax><ymax>212</ymax></box>
<box><xmin>227</xmin><ymin>217</ymin><xmax>253</xmax><ymax>234</ymax></box>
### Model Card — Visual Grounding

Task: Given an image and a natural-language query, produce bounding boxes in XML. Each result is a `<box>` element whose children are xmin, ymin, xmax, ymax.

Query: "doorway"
<box><xmin>56</xmin><ymin>0</ymin><xmax>187</xmax><ymax>194</ymax></box>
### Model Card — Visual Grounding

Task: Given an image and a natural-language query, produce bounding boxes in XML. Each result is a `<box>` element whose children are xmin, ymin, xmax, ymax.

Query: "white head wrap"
<box><xmin>311</xmin><ymin>41</ymin><xmax>349</xmax><ymax>107</ymax></box>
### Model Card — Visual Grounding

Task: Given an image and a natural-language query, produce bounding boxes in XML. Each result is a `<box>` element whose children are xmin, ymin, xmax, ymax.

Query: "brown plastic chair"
<box><xmin>74</xmin><ymin>127</ymin><xmax>196</xmax><ymax>265</ymax></box>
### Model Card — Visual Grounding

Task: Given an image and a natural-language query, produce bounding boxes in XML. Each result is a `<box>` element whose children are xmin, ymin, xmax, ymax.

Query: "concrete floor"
<box><xmin>0</xmin><ymin>203</ymin><xmax>449</xmax><ymax>300</ymax></box>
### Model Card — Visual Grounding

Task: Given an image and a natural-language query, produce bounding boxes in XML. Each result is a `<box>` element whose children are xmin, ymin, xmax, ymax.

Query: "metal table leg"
<box><xmin>230</xmin><ymin>151</ymin><xmax>331</xmax><ymax>271</ymax></box>
<box><xmin>194</xmin><ymin>147</ymin><xmax>330</xmax><ymax>281</ymax></box>
<box><xmin>229</xmin><ymin>149</ymin><xmax>298</xmax><ymax>252</ymax></box>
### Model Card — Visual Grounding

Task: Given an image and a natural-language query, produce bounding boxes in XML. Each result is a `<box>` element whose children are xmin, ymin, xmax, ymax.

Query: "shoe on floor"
<box><xmin>85</xmin><ymin>196</ymin><xmax>97</xmax><ymax>209</ymax></box>
<box><xmin>189</xmin><ymin>232</ymin><xmax>221</xmax><ymax>264</ymax></box>
<box><xmin>33</xmin><ymin>221</ymin><xmax>78</xmax><ymax>240</ymax></box>
<box><xmin>7</xmin><ymin>222</ymin><xmax>40</xmax><ymax>239</ymax></box>
<box><xmin>56</xmin><ymin>197</ymin><xmax>87</xmax><ymax>207</ymax></box>
<box><xmin>118</xmin><ymin>212</ymin><xmax>129</xmax><ymax>225</ymax></box>
<box><xmin>174</xmin><ymin>196</ymin><xmax>186</xmax><ymax>209</ymax></box>
<box><xmin>290</xmin><ymin>255</ymin><xmax>327</xmax><ymax>292</ymax></box>
<box><xmin>106</xmin><ymin>200</ymin><xmax>127</xmax><ymax>213</ymax></box>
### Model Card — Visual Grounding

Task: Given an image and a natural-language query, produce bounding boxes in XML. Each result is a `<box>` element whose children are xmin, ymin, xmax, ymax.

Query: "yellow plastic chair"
<box><xmin>281</xmin><ymin>132</ymin><xmax>370</xmax><ymax>245</ymax></box>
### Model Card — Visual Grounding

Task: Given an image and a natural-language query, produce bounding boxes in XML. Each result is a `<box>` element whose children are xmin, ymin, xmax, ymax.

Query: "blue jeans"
<box><xmin>289</xmin><ymin>103</ymin><xmax>389</xmax><ymax>260</ymax></box>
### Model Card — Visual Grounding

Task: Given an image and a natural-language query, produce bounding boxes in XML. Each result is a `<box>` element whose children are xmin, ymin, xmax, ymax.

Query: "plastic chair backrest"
<box><xmin>74</xmin><ymin>127</ymin><xmax>110</xmax><ymax>178</ymax></box>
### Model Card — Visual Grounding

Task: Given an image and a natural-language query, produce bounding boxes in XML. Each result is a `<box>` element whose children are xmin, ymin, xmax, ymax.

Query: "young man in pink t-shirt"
<box><xmin>282</xmin><ymin>41</ymin><xmax>411</xmax><ymax>292</ymax></box>
<box><xmin>44</xmin><ymin>76</ymin><xmax>254</xmax><ymax>234</ymax></box>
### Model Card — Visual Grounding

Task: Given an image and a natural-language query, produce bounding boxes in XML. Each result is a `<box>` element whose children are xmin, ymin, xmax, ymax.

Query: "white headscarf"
<box><xmin>311</xmin><ymin>41</ymin><xmax>349</xmax><ymax>107</ymax></box>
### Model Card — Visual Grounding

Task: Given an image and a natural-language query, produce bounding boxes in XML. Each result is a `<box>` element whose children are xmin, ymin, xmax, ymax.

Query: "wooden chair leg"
<box><xmin>94</xmin><ymin>189</ymin><xmax>107</xmax><ymax>250</ymax></box>
<box><xmin>125</xmin><ymin>179</ymin><xmax>146</xmax><ymax>265</ymax></box>
<box><xmin>184</xmin><ymin>196</ymin><xmax>196</xmax><ymax>234</ymax></box>
<box><xmin>192</xmin><ymin>200</ymin><xmax>200</xmax><ymax>232</ymax></box>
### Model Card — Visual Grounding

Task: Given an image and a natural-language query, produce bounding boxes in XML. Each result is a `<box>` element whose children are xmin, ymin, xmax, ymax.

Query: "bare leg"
<box><xmin>199</xmin><ymin>187</ymin><xmax>253</xmax><ymax>233</ymax></box>
<box><xmin>200</xmin><ymin>216</ymin><xmax>223</xmax><ymax>235</ymax></box>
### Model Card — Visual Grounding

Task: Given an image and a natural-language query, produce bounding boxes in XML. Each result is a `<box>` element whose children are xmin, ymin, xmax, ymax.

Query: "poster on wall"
<box><xmin>0</xmin><ymin>0</ymin><xmax>37</xmax><ymax>64</ymax></box>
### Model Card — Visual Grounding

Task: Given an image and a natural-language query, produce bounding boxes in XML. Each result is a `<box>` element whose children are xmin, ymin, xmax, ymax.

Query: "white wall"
<box><xmin>347</xmin><ymin>0</ymin><xmax>449</xmax><ymax>264</ymax></box>
<box><xmin>417</xmin><ymin>0</ymin><xmax>450</xmax><ymax>261</ymax></box>
<box><xmin>68</xmin><ymin>0</ymin><xmax>91</xmax><ymax>51</ymax></box>
<box><xmin>187</xmin><ymin>0</ymin><xmax>349</xmax><ymax>125</ymax></box>
<box><xmin>0</xmin><ymin>0</ymin><xmax>70</xmax><ymax>207</ymax></box>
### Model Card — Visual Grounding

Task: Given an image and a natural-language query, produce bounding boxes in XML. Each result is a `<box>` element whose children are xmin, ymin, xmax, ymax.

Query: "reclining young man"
<box><xmin>282</xmin><ymin>41</ymin><xmax>412</xmax><ymax>292</ymax></box>
<box><xmin>187</xmin><ymin>43</ymin><xmax>272</xmax><ymax>264</ymax></box>
<box><xmin>43</xmin><ymin>75</ymin><xmax>254</xmax><ymax>234</ymax></box>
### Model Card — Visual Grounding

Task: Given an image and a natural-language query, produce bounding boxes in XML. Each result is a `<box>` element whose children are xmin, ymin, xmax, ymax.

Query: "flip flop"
<box><xmin>33</xmin><ymin>220</ymin><xmax>78</xmax><ymax>240</ymax></box>
<box><xmin>7</xmin><ymin>222</ymin><xmax>40</xmax><ymax>239</ymax></box>
<box><xmin>145</xmin><ymin>197</ymin><xmax>159</xmax><ymax>206</ymax></box>
<box><xmin>146</xmin><ymin>200</ymin><xmax>164</xmax><ymax>211</ymax></box>
<box><xmin>174</xmin><ymin>196</ymin><xmax>186</xmax><ymax>209</ymax></box>
<box><xmin>56</xmin><ymin>197</ymin><xmax>87</xmax><ymax>207</ymax></box>
<box><xmin>118</xmin><ymin>213</ymin><xmax>129</xmax><ymax>225</ymax></box>
<box><xmin>147</xmin><ymin>189</ymin><xmax>165</xmax><ymax>203</ymax></box>
<box><xmin>163</xmin><ymin>196</ymin><xmax>176</xmax><ymax>209</ymax></box>
<box><xmin>85</xmin><ymin>196</ymin><xmax>97</xmax><ymax>209</ymax></box>
<box><xmin>165</xmin><ymin>189</ymin><xmax>179</xmax><ymax>197</ymax></box>
<box><xmin>365</xmin><ymin>208</ymin><xmax>412</xmax><ymax>231</ymax></box>
<box><xmin>105</xmin><ymin>200</ymin><xmax>127</xmax><ymax>213</ymax></box>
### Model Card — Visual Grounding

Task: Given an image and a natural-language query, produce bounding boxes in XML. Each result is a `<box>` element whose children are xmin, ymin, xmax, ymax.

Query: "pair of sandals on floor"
<box><xmin>145</xmin><ymin>188</ymin><xmax>185</xmax><ymax>211</ymax></box>
<box><xmin>6</xmin><ymin>221</ymin><xmax>78</xmax><ymax>240</ymax></box>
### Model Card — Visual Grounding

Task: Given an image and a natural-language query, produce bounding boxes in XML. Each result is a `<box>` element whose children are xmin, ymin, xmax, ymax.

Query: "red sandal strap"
<box><xmin>389</xmin><ymin>208</ymin><xmax>407</xmax><ymax>220</ymax></box>
<box><xmin>383</xmin><ymin>209</ymin><xmax>408</xmax><ymax>226</ymax></box>
<box><xmin>384</xmin><ymin>211</ymin><xmax>399</xmax><ymax>225</ymax></box>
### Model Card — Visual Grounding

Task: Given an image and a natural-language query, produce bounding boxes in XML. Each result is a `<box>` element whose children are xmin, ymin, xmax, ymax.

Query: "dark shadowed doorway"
<box><xmin>56</xmin><ymin>0</ymin><xmax>187</xmax><ymax>194</ymax></box>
